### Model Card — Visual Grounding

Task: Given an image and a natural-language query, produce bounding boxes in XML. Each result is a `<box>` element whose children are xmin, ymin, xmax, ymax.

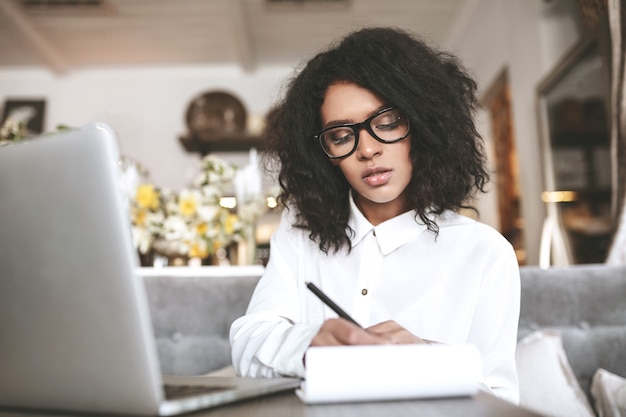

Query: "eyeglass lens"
<box><xmin>319</xmin><ymin>108</ymin><xmax>409</xmax><ymax>158</ymax></box>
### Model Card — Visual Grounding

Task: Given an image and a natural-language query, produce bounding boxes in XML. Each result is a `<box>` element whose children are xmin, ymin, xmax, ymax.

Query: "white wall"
<box><xmin>0</xmin><ymin>65</ymin><xmax>293</xmax><ymax>190</ymax></box>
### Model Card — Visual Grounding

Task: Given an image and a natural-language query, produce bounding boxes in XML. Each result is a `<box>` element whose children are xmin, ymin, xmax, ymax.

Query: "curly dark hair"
<box><xmin>263</xmin><ymin>26</ymin><xmax>489</xmax><ymax>254</ymax></box>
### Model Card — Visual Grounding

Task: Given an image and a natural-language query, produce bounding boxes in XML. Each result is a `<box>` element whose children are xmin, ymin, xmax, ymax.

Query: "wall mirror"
<box><xmin>537</xmin><ymin>23</ymin><xmax>613</xmax><ymax>265</ymax></box>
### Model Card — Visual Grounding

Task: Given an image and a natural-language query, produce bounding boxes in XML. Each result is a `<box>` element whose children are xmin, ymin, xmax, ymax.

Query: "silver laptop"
<box><xmin>0</xmin><ymin>123</ymin><xmax>300</xmax><ymax>416</ymax></box>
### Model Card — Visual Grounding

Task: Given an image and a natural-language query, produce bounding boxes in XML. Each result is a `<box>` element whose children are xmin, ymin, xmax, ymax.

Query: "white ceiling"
<box><xmin>0</xmin><ymin>0</ymin><xmax>471</xmax><ymax>74</ymax></box>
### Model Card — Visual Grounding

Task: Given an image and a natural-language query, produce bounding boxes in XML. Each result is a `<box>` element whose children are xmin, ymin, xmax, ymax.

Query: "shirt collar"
<box><xmin>347</xmin><ymin>192</ymin><xmax>430</xmax><ymax>255</ymax></box>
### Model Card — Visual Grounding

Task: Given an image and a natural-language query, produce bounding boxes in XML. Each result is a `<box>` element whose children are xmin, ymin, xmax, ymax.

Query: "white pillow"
<box><xmin>591</xmin><ymin>368</ymin><xmax>626</xmax><ymax>417</ymax></box>
<box><xmin>516</xmin><ymin>330</ymin><xmax>595</xmax><ymax>417</ymax></box>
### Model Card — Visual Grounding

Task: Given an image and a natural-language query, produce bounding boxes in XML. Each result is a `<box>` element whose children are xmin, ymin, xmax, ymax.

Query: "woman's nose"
<box><xmin>356</xmin><ymin>130</ymin><xmax>382</xmax><ymax>160</ymax></box>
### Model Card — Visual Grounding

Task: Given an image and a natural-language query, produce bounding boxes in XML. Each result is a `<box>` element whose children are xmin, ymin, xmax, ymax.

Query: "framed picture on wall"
<box><xmin>1</xmin><ymin>99</ymin><xmax>46</xmax><ymax>135</ymax></box>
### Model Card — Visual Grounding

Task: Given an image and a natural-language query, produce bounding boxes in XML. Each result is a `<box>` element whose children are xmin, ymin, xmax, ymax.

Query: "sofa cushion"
<box><xmin>591</xmin><ymin>368</ymin><xmax>626</xmax><ymax>417</ymax></box>
<box><xmin>559</xmin><ymin>326</ymin><xmax>626</xmax><ymax>401</ymax></box>
<box><xmin>516</xmin><ymin>329</ymin><xmax>595</xmax><ymax>417</ymax></box>
<box><xmin>518</xmin><ymin>264</ymin><xmax>626</xmax><ymax>398</ymax></box>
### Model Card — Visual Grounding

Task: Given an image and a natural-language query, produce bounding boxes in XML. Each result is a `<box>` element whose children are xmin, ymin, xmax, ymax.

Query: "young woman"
<box><xmin>230</xmin><ymin>27</ymin><xmax>520</xmax><ymax>403</ymax></box>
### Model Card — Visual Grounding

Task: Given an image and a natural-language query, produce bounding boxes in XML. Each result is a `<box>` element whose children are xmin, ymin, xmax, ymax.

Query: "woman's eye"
<box><xmin>374</xmin><ymin>110</ymin><xmax>406</xmax><ymax>131</ymax></box>
<box><xmin>375</xmin><ymin>118</ymin><xmax>400</xmax><ymax>131</ymax></box>
<box><xmin>332</xmin><ymin>134</ymin><xmax>352</xmax><ymax>145</ymax></box>
<box><xmin>327</xmin><ymin>130</ymin><xmax>354</xmax><ymax>145</ymax></box>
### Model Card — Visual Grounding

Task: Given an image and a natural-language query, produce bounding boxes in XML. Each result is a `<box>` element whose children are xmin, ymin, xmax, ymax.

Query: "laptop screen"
<box><xmin>0</xmin><ymin>123</ymin><xmax>164</xmax><ymax>414</ymax></box>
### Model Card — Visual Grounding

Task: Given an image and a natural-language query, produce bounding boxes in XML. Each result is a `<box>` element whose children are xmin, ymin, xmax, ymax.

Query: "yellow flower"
<box><xmin>195</xmin><ymin>222</ymin><xmax>208</xmax><ymax>236</ymax></box>
<box><xmin>225</xmin><ymin>213</ymin><xmax>238</xmax><ymax>235</ymax></box>
<box><xmin>135</xmin><ymin>184</ymin><xmax>160</xmax><ymax>210</ymax></box>
<box><xmin>212</xmin><ymin>240</ymin><xmax>223</xmax><ymax>251</ymax></box>
<box><xmin>178</xmin><ymin>193</ymin><xmax>197</xmax><ymax>217</ymax></box>
<box><xmin>189</xmin><ymin>241</ymin><xmax>209</xmax><ymax>259</ymax></box>
<box><xmin>133</xmin><ymin>208</ymin><xmax>147</xmax><ymax>227</ymax></box>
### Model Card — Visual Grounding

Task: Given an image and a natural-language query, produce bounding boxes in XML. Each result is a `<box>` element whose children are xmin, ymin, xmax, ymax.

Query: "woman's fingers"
<box><xmin>311</xmin><ymin>318</ymin><xmax>390</xmax><ymax>346</ymax></box>
<box><xmin>311</xmin><ymin>318</ymin><xmax>434</xmax><ymax>347</ymax></box>
<box><xmin>366</xmin><ymin>320</ymin><xmax>427</xmax><ymax>344</ymax></box>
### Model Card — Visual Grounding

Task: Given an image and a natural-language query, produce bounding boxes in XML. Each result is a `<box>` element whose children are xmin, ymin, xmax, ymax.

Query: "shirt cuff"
<box><xmin>275</xmin><ymin>324</ymin><xmax>322</xmax><ymax>378</ymax></box>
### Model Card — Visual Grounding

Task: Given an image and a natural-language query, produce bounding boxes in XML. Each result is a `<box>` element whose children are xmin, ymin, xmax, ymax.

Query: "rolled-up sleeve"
<box><xmin>230</xmin><ymin>211</ymin><xmax>321</xmax><ymax>378</ymax></box>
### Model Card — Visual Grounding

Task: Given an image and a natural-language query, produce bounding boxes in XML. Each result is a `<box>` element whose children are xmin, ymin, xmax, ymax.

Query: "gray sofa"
<box><xmin>142</xmin><ymin>263</ymin><xmax>626</xmax><ymax>400</ymax></box>
<box><xmin>517</xmin><ymin>264</ymin><xmax>626</xmax><ymax>399</ymax></box>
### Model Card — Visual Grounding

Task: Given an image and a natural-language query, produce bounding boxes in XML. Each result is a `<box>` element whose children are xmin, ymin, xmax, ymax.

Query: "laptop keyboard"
<box><xmin>163</xmin><ymin>384</ymin><xmax>233</xmax><ymax>400</ymax></box>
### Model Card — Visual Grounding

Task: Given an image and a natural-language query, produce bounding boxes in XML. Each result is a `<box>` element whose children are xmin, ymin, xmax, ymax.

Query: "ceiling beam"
<box><xmin>0</xmin><ymin>0</ymin><xmax>70</xmax><ymax>74</ymax></box>
<box><xmin>227</xmin><ymin>0</ymin><xmax>255</xmax><ymax>72</ymax></box>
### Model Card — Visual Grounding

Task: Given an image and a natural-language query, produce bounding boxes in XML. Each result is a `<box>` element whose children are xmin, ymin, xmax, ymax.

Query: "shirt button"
<box><xmin>361</xmin><ymin>288</ymin><xmax>368</xmax><ymax>296</ymax></box>
<box><xmin>372</xmin><ymin>230</ymin><xmax>376</xmax><ymax>237</ymax></box>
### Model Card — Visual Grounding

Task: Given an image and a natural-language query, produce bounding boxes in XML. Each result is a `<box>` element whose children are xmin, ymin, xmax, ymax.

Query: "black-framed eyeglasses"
<box><xmin>313</xmin><ymin>107</ymin><xmax>411</xmax><ymax>159</ymax></box>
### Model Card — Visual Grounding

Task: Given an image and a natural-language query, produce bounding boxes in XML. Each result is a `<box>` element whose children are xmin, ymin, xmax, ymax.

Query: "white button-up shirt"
<box><xmin>230</xmin><ymin>195</ymin><xmax>520</xmax><ymax>403</ymax></box>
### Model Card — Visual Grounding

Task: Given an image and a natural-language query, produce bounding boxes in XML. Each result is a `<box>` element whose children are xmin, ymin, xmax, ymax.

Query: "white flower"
<box><xmin>163</xmin><ymin>215</ymin><xmax>187</xmax><ymax>240</ymax></box>
<box><xmin>0</xmin><ymin>118</ymin><xmax>26</xmax><ymax>142</ymax></box>
<box><xmin>195</xmin><ymin>155</ymin><xmax>238</xmax><ymax>187</ymax></box>
<box><xmin>145</xmin><ymin>210</ymin><xmax>165</xmax><ymax>225</ymax></box>
<box><xmin>200</xmin><ymin>185</ymin><xmax>221</xmax><ymax>201</ymax></box>
<box><xmin>132</xmin><ymin>227</ymin><xmax>153</xmax><ymax>254</ymax></box>
<box><xmin>197</xmin><ymin>204</ymin><xmax>219</xmax><ymax>222</ymax></box>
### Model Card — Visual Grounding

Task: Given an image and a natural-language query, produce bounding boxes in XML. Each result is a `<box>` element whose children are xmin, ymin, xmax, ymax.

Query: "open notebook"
<box><xmin>0</xmin><ymin>123</ymin><xmax>300</xmax><ymax>416</ymax></box>
<box><xmin>297</xmin><ymin>344</ymin><xmax>482</xmax><ymax>403</ymax></box>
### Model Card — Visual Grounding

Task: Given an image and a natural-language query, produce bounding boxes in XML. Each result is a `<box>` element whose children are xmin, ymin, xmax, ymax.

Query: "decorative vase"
<box><xmin>151</xmin><ymin>239</ymin><xmax>189</xmax><ymax>267</ymax></box>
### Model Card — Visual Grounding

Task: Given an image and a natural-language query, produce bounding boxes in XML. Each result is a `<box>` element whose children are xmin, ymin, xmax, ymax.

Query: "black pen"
<box><xmin>305</xmin><ymin>281</ymin><xmax>363</xmax><ymax>328</ymax></box>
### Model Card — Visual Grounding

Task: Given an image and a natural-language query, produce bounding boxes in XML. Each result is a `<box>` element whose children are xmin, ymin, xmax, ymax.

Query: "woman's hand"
<box><xmin>310</xmin><ymin>318</ymin><xmax>390</xmax><ymax>346</ymax></box>
<box><xmin>366</xmin><ymin>320</ymin><xmax>428</xmax><ymax>344</ymax></box>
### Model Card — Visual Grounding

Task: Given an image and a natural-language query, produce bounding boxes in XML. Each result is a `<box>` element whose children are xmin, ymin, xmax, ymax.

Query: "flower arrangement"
<box><xmin>128</xmin><ymin>154</ymin><xmax>254</xmax><ymax>263</ymax></box>
<box><xmin>0</xmin><ymin>118</ymin><xmax>27</xmax><ymax>145</ymax></box>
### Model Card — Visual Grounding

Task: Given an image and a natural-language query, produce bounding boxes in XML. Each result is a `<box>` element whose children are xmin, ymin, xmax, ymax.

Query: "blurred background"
<box><xmin>0</xmin><ymin>0</ymin><xmax>617</xmax><ymax>267</ymax></box>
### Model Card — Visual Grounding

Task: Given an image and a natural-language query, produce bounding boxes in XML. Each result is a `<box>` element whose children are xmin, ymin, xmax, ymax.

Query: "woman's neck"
<box><xmin>353</xmin><ymin>190</ymin><xmax>411</xmax><ymax>226</ymax></box>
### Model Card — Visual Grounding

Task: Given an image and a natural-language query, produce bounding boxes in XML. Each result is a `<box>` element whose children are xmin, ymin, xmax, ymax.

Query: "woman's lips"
<box><xmin>362</xmin><ymin>167</ymin><xmax>392</xmax><ymax>186</ymax></box>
